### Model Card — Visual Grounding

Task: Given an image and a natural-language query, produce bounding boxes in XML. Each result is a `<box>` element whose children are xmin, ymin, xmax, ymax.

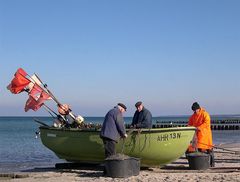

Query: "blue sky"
<box><xmin>1</xmin><ymin>0</ymin><xmax>240</xmax><ymax>116</ymax></box>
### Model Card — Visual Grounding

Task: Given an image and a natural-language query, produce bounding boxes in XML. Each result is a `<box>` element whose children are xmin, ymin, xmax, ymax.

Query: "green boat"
<box><xmin>39</xmin><ymin>126</ymin><xmax>196</xmax><ymax>167</ymax></box>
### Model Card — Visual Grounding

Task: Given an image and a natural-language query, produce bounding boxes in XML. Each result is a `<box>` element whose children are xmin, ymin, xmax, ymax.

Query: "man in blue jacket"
<box><xmin>100</xmin><ymin>103</ymin><xmax>128</xmax><ymax>158</ymax></box>
<box><xmin>131</xmin><ymin>101</ymin><xmax>152</xmax><ymax>128</ymax></box>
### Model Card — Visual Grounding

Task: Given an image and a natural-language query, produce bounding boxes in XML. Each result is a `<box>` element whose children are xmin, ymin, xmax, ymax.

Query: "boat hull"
<box><xmin>39</xmin><ymin>127</ymin><xmax>195</xmax><ymax>166</ymax></box>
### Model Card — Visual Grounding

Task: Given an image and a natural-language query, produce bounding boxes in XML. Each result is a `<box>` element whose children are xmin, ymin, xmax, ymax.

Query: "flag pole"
<box><xmin>9</xmin><ymin>68</ymin><xmax>78</xmax><ymax>123</ymax></box>
<box><xmin>24</xmin><ymin>72</ymin><xmax>68</xmax><ymax>112</ymax></box>
<box><xmin>34</xmin><ymin>73</ymin><xmax>77</xmax><ymax>121</ymax></box>
<box><xmin>33</xmin><ymin>74</ymin><xmax>61</xmax><ymax>105</ymax></box>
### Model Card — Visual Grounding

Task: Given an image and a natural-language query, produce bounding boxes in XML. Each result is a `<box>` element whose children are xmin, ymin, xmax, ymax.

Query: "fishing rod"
<box><xmin>43</xmin><ymin>104</ymin><xmax>58</xmax><ymax>116</ymax></box>
<box><xmin>43</xmin><ymin>105</ymin><xmax>56</xmax><ymax>119</ymax></box>
<box><xmin>193</xmin><ymin>141</ymin><xmax>240</xmax><ymax>155</ymax></box>
<box><xmin>211</xmin><ymin>145</ymin><xmax>240</xmax><ymax>155</ymax></box>
<box><xmin>43</xmin><ymin>104</ymin><xmax>68</xmax><ymax>122</ymax></box>
<box><xmin>33</xmin><ymin>118</ymin><xmax>50</xmax><ymax>127</ymax></box>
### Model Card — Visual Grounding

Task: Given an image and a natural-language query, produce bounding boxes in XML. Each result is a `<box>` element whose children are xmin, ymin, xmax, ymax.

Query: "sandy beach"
<box><xmin>1</xmin><ymin>144</ymin><xmax>239</xmax><ymax>182</ymax></box>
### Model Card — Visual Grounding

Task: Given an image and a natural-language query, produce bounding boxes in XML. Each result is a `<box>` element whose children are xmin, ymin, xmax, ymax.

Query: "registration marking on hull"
<box><xmin>47</xmin><ymin>133</ymin><xmax>57</xmax><ymax>137</ymax></box>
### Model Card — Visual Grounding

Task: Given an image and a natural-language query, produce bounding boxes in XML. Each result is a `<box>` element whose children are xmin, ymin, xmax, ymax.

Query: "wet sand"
<box><xmin>1</xmin><ymin>144</ymin><xmax>239</xmax><ymax>182</ymax></box>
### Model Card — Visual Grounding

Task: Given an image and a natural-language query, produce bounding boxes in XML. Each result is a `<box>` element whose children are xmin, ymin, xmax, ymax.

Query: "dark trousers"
<box><xmin>102</xmin><ymin>137</ymin><xmax>116</xmax><ymax>158</ymax></box>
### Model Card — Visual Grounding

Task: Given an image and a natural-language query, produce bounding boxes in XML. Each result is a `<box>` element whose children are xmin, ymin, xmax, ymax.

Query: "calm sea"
<box><xmin>0</xmin><ymin>116</ymin><xmax>239</xmax><ymax>172</ymax></box>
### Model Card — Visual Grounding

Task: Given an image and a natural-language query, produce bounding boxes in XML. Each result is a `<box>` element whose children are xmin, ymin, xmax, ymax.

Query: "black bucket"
<box><xmin>187</xmin><ymin>152</ymin><xmax>210</xmax><ymax>170</ymax></box>
<box><xmin>104</xmin><ymin>154</ymin><xmax>140</xmax><ymax>178</ymax></box>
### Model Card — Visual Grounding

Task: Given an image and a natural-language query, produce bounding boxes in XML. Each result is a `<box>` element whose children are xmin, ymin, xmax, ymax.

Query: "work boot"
<box><xmin>103</xmin><ymin>166</ymin><xmax>107</xmax><ymax>176</ymax></box>
<box><xmin>208</xmin><ymin>149</ymin><xmax>215</xmax><ymax>167</ymax></box>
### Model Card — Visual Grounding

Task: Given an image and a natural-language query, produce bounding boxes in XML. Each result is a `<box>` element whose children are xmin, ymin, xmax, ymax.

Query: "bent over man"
<box><xmin>100</xmin><ymin>103</ymin><xmax>128</xmax><ymax>158</ymax></box>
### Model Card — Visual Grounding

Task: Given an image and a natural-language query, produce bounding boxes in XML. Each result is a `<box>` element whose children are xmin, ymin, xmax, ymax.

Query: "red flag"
<box><xmin>25</xmin><ymin>84</ymin><xmax>51</xmax><ymax>112</ymax></box>
<box><xmin>29</xmin><ymin>84</ymin><xmax>42</xmax><ymax>97</ymax></box>
<box><xmin>7</xmin><ymin>68</ymin><xmax>31</xmax><ymax>94</ymax></box>
<box><xmin>25</xmin><ymin>96</ymin><xmax>40</xmax><ymax>112</ymax></box>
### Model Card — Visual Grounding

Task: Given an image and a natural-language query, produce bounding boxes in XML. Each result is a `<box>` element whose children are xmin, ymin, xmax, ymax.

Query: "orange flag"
<box><xmin>7</xmin><ymin>68</ymin><xmax>31</xmax><ymax>94</ymax></box>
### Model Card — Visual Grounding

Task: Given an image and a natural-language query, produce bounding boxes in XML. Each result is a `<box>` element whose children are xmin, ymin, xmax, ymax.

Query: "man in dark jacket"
<box><xmin>100</xmin><ymin>103</ymin><xmax>128</xmax><ymax>158</ymax></box>
<box><xmin>131</xmin><ymin>101</ymin><xmax>152</xmax><ymax>128</ymax></box>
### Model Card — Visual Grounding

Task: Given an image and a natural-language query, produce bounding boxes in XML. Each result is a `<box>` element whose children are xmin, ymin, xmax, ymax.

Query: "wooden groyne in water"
<box><xmin>155</xmin><ymin>119</ymin><xmax>240</xmax><ymax>130</ymax></box>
